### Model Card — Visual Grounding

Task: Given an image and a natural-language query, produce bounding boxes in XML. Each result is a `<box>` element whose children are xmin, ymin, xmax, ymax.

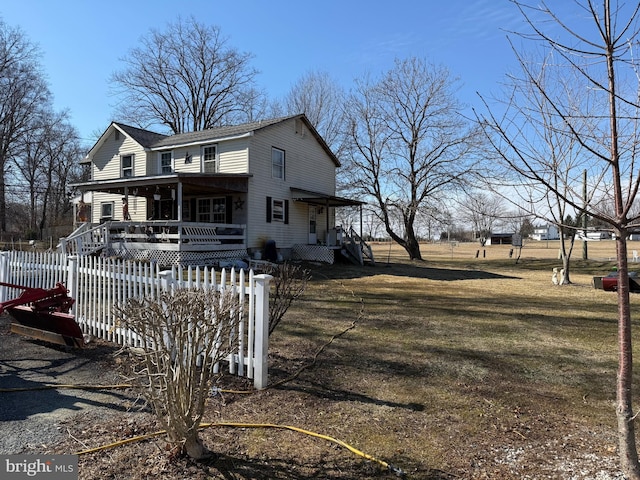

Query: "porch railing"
<box><xmin>59</xmin><ymin>221</ymin><xmax>247</xmax><ymax>255</ymax></box>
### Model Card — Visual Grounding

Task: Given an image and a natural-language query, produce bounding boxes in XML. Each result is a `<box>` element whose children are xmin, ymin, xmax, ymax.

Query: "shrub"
<box><xmin>114</xmin><ymin>287</ymin><xmax>240</xmax><ymax>459</ymax></box>
<box><xmin>264</xmin><ymin>262</ymin><xmax>311</xmax><ymax>336</ymax></box>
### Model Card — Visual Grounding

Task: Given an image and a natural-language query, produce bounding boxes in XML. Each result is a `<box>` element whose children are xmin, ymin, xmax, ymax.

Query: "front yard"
<box><xmin>5</xmin><ymin>240</ymin><xmax>635</xmax><ymax>479</ymax></box>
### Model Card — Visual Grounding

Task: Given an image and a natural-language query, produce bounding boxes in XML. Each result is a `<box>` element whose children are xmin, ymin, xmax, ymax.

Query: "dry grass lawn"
<box><xmin>52</xmin><ymin>239</ymin><xmax>640</xmax><ymax>479</ymax></box>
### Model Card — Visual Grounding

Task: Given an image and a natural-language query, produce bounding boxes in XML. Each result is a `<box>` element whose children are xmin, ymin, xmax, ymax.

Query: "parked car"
<box><xmin>593</xmin><ymin>271</ymin><xmax>640</xmax><ymax>292</ymax></box>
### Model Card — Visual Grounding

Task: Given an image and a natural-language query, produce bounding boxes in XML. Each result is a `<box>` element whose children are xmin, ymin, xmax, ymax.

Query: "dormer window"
<box><xmin>202</xmin><ymin>145</ymin><xmax>217</xmax><ymax>173</ymax></box>
<box><xmin>160</xmin><ymin>151</ymin><xmax>173</xmax><ymax>174</ymax></box>
<box><xmin>121</xmin><ymin>154</ymin><xmax>133</xmax><ymax>177</ymax></box>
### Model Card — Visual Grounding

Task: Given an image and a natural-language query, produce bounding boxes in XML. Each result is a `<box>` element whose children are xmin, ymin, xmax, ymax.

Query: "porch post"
<box><xmin>325</xmin><ymin>199</ymin><xmax>330</xmax><ymax>233</ymax></box>
<box><xmin>177</xmin><ymin>182</ymin><xmax>183</xmax><ymax>221</ymax></box>
<box><xmin>123</xmin><ymin>186</ymin><xmax>129</xmax><ymax>221</ymax></box>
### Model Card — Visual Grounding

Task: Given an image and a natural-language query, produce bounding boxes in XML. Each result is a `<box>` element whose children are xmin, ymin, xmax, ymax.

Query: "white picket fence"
<box><xmin>0</xmin><ymin>250</ymin><xmax>271</xmax><ymax>389</ymax></box>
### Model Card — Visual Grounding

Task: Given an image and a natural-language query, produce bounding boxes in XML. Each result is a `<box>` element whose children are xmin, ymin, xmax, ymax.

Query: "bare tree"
<box><xmin>0</xmin><ymin>20</ymin><xmax>50</xmax><ymax>236</ymax></box>
<box><xmin>476</xmin><ymin>1</ymin><xmax>640</xmax><ymax>476</ymax></box>
<box><xmin>459</xmin><ymin>192</ymin><xmax>505</xmax><ymax>245</ymax></box>
<box><xmin>111</xmin><ymin>16</ymin><xmax>261</xmax><ymax>134</ymax></box>
<box><xmin>12</xmin><ymin>108</ymin><xmax>81</xmax><ymax>238</ymax></box>
<box><xmin>480</xmin><ymin>55</ymin><xmax>599</xmax><ymax>282</ymax></box>
<box><xmin>344</xmin><ymin>57</ymin><xmax>480</xmax><ymax>260</ymax></box>
<box><xmin>284</xmin><ymin>70</ymin><xmax>347</xmax><ymax>158</ymax></box>
<box><xmin>115</xmin><ymin>287</ymin><xmax>240</xmax><ymax>460</ymax></box>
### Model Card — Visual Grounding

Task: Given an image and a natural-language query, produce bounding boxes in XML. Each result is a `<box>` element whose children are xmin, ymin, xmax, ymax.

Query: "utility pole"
<box><xmin>583</xmin><ymin>169</ymin><xmax>588</xmax><ymax>260</ymax></box>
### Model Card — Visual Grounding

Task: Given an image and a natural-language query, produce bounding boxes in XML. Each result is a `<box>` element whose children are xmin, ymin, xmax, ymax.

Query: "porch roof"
<box><xmin>290</xmin><ymin>188</ymin><xmax>364</xmax><ymax>207</ymax></box>
<box><xmin>71</xmin><ymin>173</ymin><xmax>251</xmax><ymax>197</ymax></box>
<box><xmin>71</xmin><ymin>173</ymin><xmax>252</xmax><ymax>197</ymax></box>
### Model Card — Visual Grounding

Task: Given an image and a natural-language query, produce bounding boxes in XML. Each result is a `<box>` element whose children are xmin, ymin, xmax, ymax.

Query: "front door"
<box><xmin>308</xmin><ymin>206</ymin><xmax>317</xmax><ymax>244</ymax></box>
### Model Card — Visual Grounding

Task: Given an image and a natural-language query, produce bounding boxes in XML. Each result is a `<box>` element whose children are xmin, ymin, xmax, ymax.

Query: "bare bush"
<box><xmin>114</xmin><ymin>287</ymin><xmax>240</xmax><ymax>459</ymax></box>
<box><xmin>264</xmin><ymin>262</ymin><xmax>311</xmax><ymax>336</ymax></box>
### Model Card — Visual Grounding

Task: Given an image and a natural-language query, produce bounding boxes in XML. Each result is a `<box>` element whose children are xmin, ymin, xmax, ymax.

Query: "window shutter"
<box><xmin>266</xmin><ymin>196</ymin><xmax>272</xmax><ymax>223</ymax></box>
<box><xmin>284</xmin><ymin>200</ymin><xmax>289</xmax><ymax>224</ymax></box>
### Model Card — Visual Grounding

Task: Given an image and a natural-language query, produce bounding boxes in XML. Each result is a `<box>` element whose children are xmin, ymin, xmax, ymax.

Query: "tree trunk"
<box><xmin>559</xmin><ymin>231</ymin><xmax>575</xmax><ymax>285</ymax></box>
<box><xmin>615</xmin><ymin>235</ymin><xmax>640</xmax><ymax>479</ymax></box>
<box><xmin>183</xmin><ymin>431</ymin><xmax>209</xmax><ymax>460</ymax></box>
<box><xmin>0</xmin><ymin>168</ymin><xmax>6</xmax><ymax>235</ymax></box>
<box><xmin>404</xmin><ymin>236</ymin><xmax>423</xmax><ymax>261</ymax></box>
<box><xmin>402</xmin><ymin>222</ymin><xmax>423</xmax><ymax>261</ymax></box>
<box><xmin>384</xmin><ymin>220</ymin><xmax>423</xmax><ymax>261</ymax></box>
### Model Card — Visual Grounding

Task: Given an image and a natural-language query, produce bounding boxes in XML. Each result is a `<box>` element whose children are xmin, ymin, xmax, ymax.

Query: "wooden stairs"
<box><xmin>341</xmin><ymin>227</ymin><xmax>375</xmax><ymax>266</ymax></box>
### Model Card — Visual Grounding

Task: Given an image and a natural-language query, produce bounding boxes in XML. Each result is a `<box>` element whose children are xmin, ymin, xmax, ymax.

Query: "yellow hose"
<box><xmin>75</xmin><ymin>421</ymin><xmax>406</xmax><ymax>477</ymax></box>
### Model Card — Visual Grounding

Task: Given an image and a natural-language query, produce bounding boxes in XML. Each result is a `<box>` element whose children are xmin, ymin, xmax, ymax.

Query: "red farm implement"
<box><xmin>0</xmin><ymin>282</ymin><xmax>84</xmax><ymax>347</ymax></box>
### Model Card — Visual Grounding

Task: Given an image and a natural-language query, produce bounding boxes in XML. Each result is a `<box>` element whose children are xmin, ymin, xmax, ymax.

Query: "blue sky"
<box><xmin>1</xmin><ymin>1</ymin><xmax>559</xmax><ymax>145</ymax></box>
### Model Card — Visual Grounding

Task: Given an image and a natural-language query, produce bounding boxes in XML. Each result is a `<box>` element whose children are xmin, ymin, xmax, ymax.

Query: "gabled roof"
<box><xmin>84</xmin><ymin>114</ymin><xmax>340</xmax><ymax>166</ymax></box>
<box><xmin>150</xmin><ymin>116</ymin><xmax>291</xmax><ymax>149</ymax></box>
<box><xmin>117</xmin><ymin>123</ymin><xmax>168</xmax><ymax>148</ymax></box>
<box><xmin>82</xmin><ymin>122</ymin><xmax>169</xmax><ymax>164</ymax></box>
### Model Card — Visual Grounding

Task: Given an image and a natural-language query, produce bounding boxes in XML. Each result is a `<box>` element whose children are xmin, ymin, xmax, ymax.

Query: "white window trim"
<box><xmin>202</xmin><ymin>144</ymin><xmax>218</xmax><ymax>173</ymax></box>
<box><xmin>197</xmin><ymin>196</ymin><xmax>226</xmax><ymax>223</ymax></box>
<box><xmin>100</xmin><ymin>201</ymin><xmax>114</xmax><ymax>221</ymax></box>
<box><xmin>121</xmin><ymin>154</ymin><xmax>134</xmax><ymax>177</ymax></box>
<box><xmin>272</xmin><ymin>147</ymin><xmax>285</xmax><ymax>180</ymax></box>
<box><xmin>159</xmin><ymin>151</ymin><xmax>173</xmax><ymax>174</ymax></box>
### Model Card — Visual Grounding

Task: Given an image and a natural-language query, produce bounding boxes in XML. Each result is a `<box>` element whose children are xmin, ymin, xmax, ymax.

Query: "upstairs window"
<box><xmin>121</xmin><ymin>155</ymin><xmax>133</xmax><ymax>177</ymax></box>
<box><xmin>272</xmin><ymin>147</ymin><xmax>285</xmax><ymax>179</ymax></box>
<box><xmin>160</xmin><ymin>151</ymin><xmax>173</xmax><ymax>174</ymax></box>
<box><xmin>203</xmin><ymin>145</ymin><xmax>217</xmax><ymax>173</ymax></box>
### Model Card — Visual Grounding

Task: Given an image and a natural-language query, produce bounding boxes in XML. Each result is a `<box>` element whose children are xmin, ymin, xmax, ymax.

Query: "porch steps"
<box><xmin>58</xmin><ymin>223</ymin><xmax>108</xmax><ymax>256</ymax></box>
<box><xmin>341</xmin><ymin>228</ymin><xmax>375</xmax><ymax>266</ymax></box>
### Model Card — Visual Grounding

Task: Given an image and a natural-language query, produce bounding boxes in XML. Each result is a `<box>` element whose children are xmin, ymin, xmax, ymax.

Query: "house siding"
<box><xmin>92</xmin><ymin>193</ymin><xmax>148</xmax><ymax>222</ymax></box>
<box><xmin>93</xmin><ymin>130</ymin><xmax>147</xmax><ymax>180</ymax></box>
<box><xmin>219</xmin><ymin>139</ymin><xmax>249</xmax><ymax>173</ymax></box>
<box><xmin>150</xmin><ymin>139</ymin><xmax>250</xmax><ymax>175</ymax></box>
<box><xmin>245</xmin><ymin>119</ymin><xmax>336</xmax><ymax>250</ymax></box>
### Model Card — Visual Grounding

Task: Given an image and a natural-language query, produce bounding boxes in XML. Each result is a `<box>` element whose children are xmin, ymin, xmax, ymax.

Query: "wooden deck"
<box><xmin>59</xmin><ymin>221</ymin><xmax>247</xmax><ymax>266</ymax></box>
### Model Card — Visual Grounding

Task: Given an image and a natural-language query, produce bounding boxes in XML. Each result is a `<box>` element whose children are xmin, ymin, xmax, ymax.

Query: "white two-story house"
<box><xmin>531</xmin><ymin>224</ymin><xmax>560</xmax><ymax>241</ymax></box>
<box><xmin>63</xmin><ymin>114</ymin><xmax>366</xmax><ymax>266</ymax></box>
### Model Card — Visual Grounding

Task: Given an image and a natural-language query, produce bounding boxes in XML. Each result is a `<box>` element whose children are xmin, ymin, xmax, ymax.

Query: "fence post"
<box><xmin>253</xmin><ymin>273</ymin><xmax>272</xmax><ymax>390</ymax></box>
<box><xmin>0</xmin><ymin>251</ymin><xmax>10</xmax><ymax>301</ymax></box>
<box><xmin>158</xmin><ymin>269</ymin><xmax>176</xmax><ymax>292</ymax></box>
<box><xmin>67</xmin><ymin>255</ymin><xmax>78</xmax><ymax>316</ymax></box>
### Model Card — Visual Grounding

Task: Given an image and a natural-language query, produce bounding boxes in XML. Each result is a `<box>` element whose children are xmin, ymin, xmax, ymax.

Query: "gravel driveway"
<box><xmin>0</xmin><ymin>314</ymin><xmax>132</xmax><ymax>454</ymax></box>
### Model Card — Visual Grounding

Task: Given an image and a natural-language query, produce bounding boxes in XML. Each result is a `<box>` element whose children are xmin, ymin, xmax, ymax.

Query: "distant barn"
<box><xmin>486</xmin><ymin>233</ymin><xmax>515</xmax><ymax>245</ymax></box>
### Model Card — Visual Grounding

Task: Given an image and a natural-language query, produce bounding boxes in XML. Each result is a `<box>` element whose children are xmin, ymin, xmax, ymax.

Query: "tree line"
<box><xmin>0</xmin><ymin>19</ymin><xmax>83</xmax><ymax>242</ymax></box>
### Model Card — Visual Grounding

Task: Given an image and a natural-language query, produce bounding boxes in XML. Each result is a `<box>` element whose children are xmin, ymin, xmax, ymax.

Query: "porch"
<box><xmin>292</xmin><ymin>226</ymin><xmax>375</xmax><ymax>266</ymax></box>
<box><xmin>59</xmin><ymin>220</ymin><xmax>247</xmax><ymax>266</ymax></box>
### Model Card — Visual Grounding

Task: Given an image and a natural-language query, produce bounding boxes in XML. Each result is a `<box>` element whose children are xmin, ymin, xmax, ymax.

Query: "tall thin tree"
<box><xmin>477</xmin><ymin>1</ymin><xmax>640</xmax><ymax>476</ymax></box>
<box><xmin>0</xmin><ymin>20</ymin><xmax>50</xmax><ymax>236</ymax></box>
